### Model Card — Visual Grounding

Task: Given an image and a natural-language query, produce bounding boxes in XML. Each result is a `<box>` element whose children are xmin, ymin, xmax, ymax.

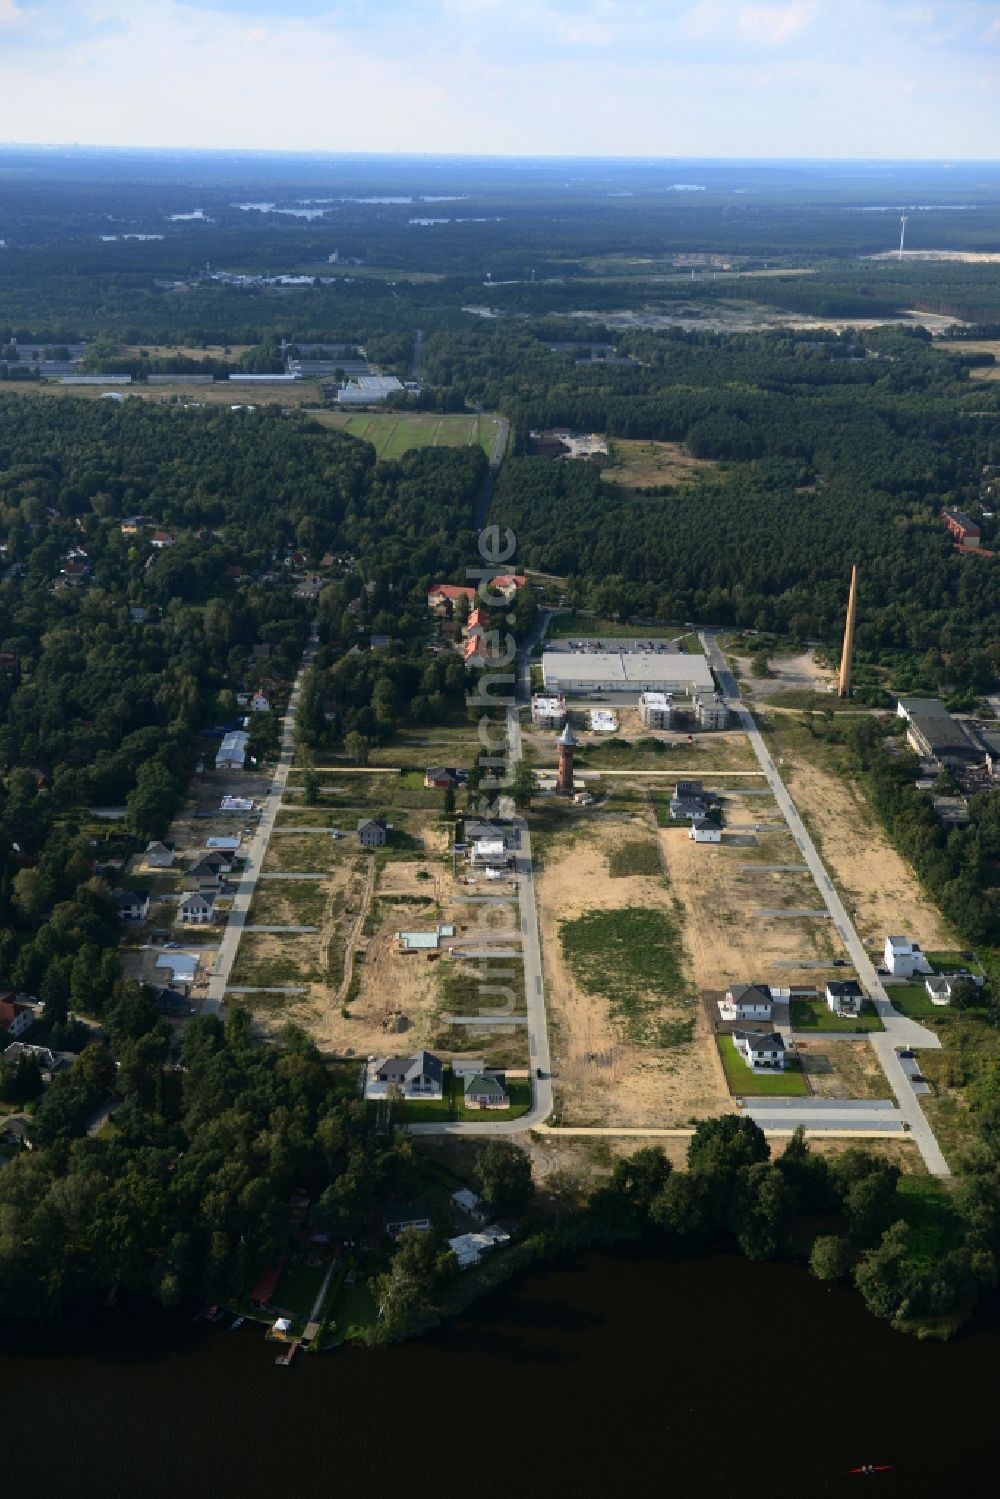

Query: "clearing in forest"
<box><xmin>602</xmin><ymin>438</ymin><xmax>717</xmax><ymax>489</ymax></box>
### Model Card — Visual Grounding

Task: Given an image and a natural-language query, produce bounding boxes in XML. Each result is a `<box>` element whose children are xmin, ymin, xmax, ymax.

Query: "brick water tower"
<box><xmin>556</xmin><ymin>721</ymin><xmax>579</xmax><ymax>794</ymax></box>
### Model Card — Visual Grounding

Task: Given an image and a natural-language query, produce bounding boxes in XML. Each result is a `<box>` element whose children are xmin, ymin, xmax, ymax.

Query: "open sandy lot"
<box><xmin>773</xmin><ymin>730</ymin><xmax>955</xmax><ymax>956</ymax></box>
<box><xmin>660</xmin><ymin>822</ymin><xmax>839</xmax><ymax>992</ymax></box>
<box><xmin>731</xmin><ymin>648</ymin><xmax>837</xmax><ymax>697</ymax></box>
<box><xmin>796</xmin><ymin>1039</ymin><xmax>893</xmax><ymax>1101</ymax></box>
<box><xmin>536</xmin><ymin>815</ymin><xmax>732</xmax><ymax>1127</ymax></box>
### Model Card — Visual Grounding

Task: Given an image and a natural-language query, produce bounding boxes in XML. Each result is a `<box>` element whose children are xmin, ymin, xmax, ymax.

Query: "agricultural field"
<box><xmin>602</xmin><ymin>438</ymin><xmax>717</xmax><ymax>489</ymax></box>
<box><xmin>535</xmin><ymin>812</ymin><xmax>732</xmax><ymax>1128</ymax></box>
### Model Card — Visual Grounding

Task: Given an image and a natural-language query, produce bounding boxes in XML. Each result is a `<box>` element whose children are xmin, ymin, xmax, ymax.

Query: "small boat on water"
<box><xmin>230</xmin><ymin>1316</ymin><xmax>245</xmax><ymax>1332</ymax></box>
<box><xmin>275</xmin><ymin>1340</ymin><xmax>301</xmax><ymax>1367</ymax></box>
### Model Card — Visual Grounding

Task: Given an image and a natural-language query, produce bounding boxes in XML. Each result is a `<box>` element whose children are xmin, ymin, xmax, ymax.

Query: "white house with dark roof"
<box><xmin>365</xmin><ymin>1050</ymin><xmax>443</xmax><ymax>1100</ymax></box>
<box><xmin>925</xmin><ymin>973</ymin><xmax>985</xmax><ymax>1006</ymax></box>
<box><xmin>720</xmin><ymin>984</ymin><xmax>773</xmax><ymax>1022</ymax></box>
<box><xmin>826</xmin><ymin>980</ymin><xmax>864</xmax><ymax>1017</ymax></box>
<box><xmin>115</xmin><ymin>889</ymin><xmax>150</xmax><ymax>923</ymax></box>
<box><xmin>689</xmin><ymin>816</ymin><xmax>722</xmax><ymax>844</ymax></box>
<box><xmin>178</xmin><ymin>891</ymin><xmax>216</xmax><ymax>925</ymax></box>
<box><xmin>733</xmin><ymin>1030</ymin><xmax>786</xmax><ymax>1072</ymax></box>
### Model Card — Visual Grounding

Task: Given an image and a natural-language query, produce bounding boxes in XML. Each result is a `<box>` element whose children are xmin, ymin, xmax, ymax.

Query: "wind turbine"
<box><xmin>898</xmin><ymin>213</ymin><xmax>908</xmax><ymax>261</ymax></box>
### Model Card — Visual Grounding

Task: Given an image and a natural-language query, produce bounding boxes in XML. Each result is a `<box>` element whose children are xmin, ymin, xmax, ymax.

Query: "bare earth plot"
<box><xmin>796</xmin><ymin>1039</ymin><xmax>893</xmax><ymax>1101</ymax></box>
<box><xmin>660</xmin><ymin>824</ymin><xmax>839</xmax><ymax>993</ymax></box>
<box><xmin>536</xmin><ymin>817</ymin><xmax>731</xmax><ymax>1128</ymax></box>
<box><xmin>773</xmin><ymin>729</ymin><xmax>954</xmax><ymax>956</ymax></box>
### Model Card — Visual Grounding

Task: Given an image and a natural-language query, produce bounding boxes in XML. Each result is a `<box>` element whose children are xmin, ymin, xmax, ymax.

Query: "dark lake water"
<box><xmin>3</xmin><ymin>1244</ymin><xmax>997</xmax><ymax>1499</ymax></box>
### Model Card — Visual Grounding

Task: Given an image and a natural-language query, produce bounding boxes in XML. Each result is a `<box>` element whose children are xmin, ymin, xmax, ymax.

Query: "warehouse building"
<box><xmin>336</xmin><ymin>374</ymin><xmax>404</xmax><ymax>405</ymax></box>
<box><xmin>895</xmin><ymin>697</ymin><xmax>981</xmax><ymax>768</ymax></box>
<box><xmin>542</xmin><ymin>644</ymin><xmax>714</xmax><ymax>696</ymax></box>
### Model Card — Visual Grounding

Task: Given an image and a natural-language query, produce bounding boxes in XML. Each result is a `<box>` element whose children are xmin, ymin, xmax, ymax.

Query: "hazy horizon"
<box><xmin>1</xmin><ymin>1</ymin><xmax>999</xmax><ymax>159</ymax></box>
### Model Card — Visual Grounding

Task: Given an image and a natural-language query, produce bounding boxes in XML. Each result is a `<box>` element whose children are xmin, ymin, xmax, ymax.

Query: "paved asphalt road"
<box><xmin>473</xmin><ymin>416</ymin><xmax>510</xmax><ymax>529</ymax></box>
<box><xmin>202</xmin><ymin>628</ymin><xmax>318</xmax><ymax>1014</ymax></box>
<box><xmin>701</xmin><ymin>632</ymin><xmax>950</xmax><ymax>1175</ymax></box>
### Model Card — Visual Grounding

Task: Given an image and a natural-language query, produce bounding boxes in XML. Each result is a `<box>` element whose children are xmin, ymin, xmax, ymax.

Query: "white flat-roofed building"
<box><xmin>639</xmin><ymin>691</ymin><xmax>674</xmax><ymax>729</ymax></box>
<box><xmin>471</xmin><ymin>837</ymin><xmax>509</xmax><ymax>868</ymax></box>
<box><xmin>542</xmin><ymin>648</ymin><xmax>713</xmax><ymax>696</ymax></box>
<box><xmin>531</xmin><ymin>694</ymin><xmax>566</xmax><ymax>729</ymax></box>
<box><xmin>336</xmin><ymin>374</ymin><xmax>404</xmax><ymax>404</ymax></box>
<box><xmin>589</xmin><ymin>709</ymin><xmax>618</xmax><ymax>733</ymax></box>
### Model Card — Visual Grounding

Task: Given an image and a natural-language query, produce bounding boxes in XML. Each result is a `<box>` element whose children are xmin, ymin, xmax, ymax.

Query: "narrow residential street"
<box><xmin>410</xmin><ymin>609</ymin><xmax>554</xmax><ymax>1136</ymax></box>
<box><xmin>202</xmin><ymin>626</ymin><xmax>318</xmax><ymax>1014</ymax></box>
<box><xmin>701</xmin><ymin>631</ymin><xmax>951</xmax><ymax>1176</ymax></box>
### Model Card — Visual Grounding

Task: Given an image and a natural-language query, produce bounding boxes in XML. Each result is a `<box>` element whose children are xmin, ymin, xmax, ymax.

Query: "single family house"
<box><xmin>733</xmin><ymin>1030</ymin><xmax>787</xmax><ymax>1073</ymax></box>
<box><xmin>464</xmin><ymin>1072</ymin><xmax>509</xmax><ymax>1110</ymax></box>
<box><xmin>357</xmin><ymin>818</ymin><xmax>388</xmax><ymax>849</ymax></box>
<box><xmin>366</xmin><ymin>1050</ymin><xmax>444</xmax><ymax>1100</ymax></box>
<box><xmin>826</xmin><ymin>980</ymin><xmax>864</xmax><ymax>1017</ymax></box>
<box><xmin>116</xmin><ymin>889</ymin><xmax>150</xmax><ymax>923</ymax></box>
<box><xmin>720</xmin><ymin>984</ymin><xmax>773</xmax><ymax>1022</ymax></box>
<box><xmin>883</xmin><ymin>935</ymin><xmax>932</xmax><ymax>978</ymax></box>
<box><xmin>178</xmin><ymin>892</ymin><xmax>216</xmax><ymax>925</ymax></box>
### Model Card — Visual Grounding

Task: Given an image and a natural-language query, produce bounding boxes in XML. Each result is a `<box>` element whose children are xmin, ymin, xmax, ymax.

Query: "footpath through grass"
<box><xmin>716</xmin><ymin>1036</ymin><xmax>809</xmax><ymax>1096</ymax></box>
<box><xmin>560</xmin><ymin>905</ymin><xmax>692</xmax><ymax>1046</ymax></box>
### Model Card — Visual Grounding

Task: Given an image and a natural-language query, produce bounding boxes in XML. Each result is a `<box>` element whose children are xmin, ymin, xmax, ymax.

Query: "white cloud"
<box><xmin>0</xmin><ymin>0</ymin><xmax>26</xmax><ymax>28</ymax></box>
<box><xmin>737</xmin><ymin>2</ymin><xmax>816</xmax><ymax>46</ymax></box>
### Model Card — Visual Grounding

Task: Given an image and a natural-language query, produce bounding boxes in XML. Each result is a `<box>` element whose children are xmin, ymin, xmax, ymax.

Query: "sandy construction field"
<box><xmin>536</xmin><ymin>816</ymin><xmax>732</xmax><ymax>1127</ymax></box>
<box><xmin>796</xmin><ymin>1039</ymin><xmax>893</xmax><ymax>1101</ymax></box>
<box><xmin>661</xmin><ymin>823</ymin><xmax>839</xmax><ymax>991</ymax></box>
<box><xmin>777</xmin><ymin>739</ymin><xmax>954</xmax><ymax>955</ymax></box>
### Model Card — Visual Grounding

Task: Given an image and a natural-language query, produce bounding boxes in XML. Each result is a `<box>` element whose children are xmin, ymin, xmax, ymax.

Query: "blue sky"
<box><xmin>1</xmin><ymin>1</ymin><xmax>999</xmax><ymax>156</ymax></box>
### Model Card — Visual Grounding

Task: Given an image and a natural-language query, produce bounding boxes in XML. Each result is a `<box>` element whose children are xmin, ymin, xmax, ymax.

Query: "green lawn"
<box><xmin>452</xmin><ymin>1075</ymin><xmax>532</xmax><ymax>1121</ymax></box>
<box><xmin>926</xmin><ymin>950</ymin><xmax>984</xmax><ymax>977</ymax></box>
<box><xmin>790</xmin><ymin>997</ymin><xmax>883</xmax><ymax>1033</ymax></box>
<box><xmin>560</xmin><ymin>905</ymin><xmax>689</xmax><ymax>1045</ymax></box>
<box><xmin>388</xmin><ymin>1067</ymin><xmax>532</xmax><ymax>1122</ymax></box>
<box><xmin>328</xmin><ymin>1278</ymin><xmax>377</xmax><ymax>1344</ymax></box>
<box><xmin>607</xmin><ymin>838</ymin><xmax>663</xmax><ymax>878</ymax></box>
<box><xmin>716</xmin><ymin>1036</ymin><xmax>809</xmax><ymax>1096</ymax></box>
<box><xmin>886</xmin><ymin>982</ymin><xmax>944</xmax><ymax>1019</ymax></box>
<box><xmin>895</xmin><ymin>1175</ymin><xmax>964</xmax><ymax>1271</ymax></box>
<box><xmin>273</xmin><ymin>1261</ymin><xmax>328</xmax><ymax>1318</ymax></box>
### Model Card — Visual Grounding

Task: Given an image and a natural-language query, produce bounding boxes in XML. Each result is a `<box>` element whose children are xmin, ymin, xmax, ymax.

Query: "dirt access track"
<box><xmin>536</xmin><ymin>816</ymin><xmax>732</xmax><ymax>1128</ymax></box>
